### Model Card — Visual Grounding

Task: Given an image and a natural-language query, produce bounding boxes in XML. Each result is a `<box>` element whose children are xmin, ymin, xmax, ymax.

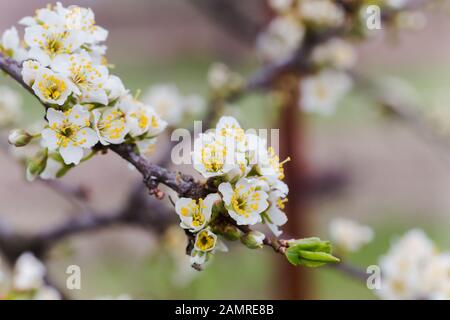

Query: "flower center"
<box><xmin>196</xmin><ymin>231</ymin><xmax>215</xmax><ymax>252</ymax></box>
<box><xmin>38</xmin><ymin>75</ymin><xmax>67</xmax><ymax>101</ymax></box>
<box><xmin>53</xmin><ymin>120</ymin><xmax>80</xmax><ymax>148</ymax></box>
<box><xmin>231</xmin><ymin>194</ymin><xmax>248</xmax><ymax>217</ymax></box>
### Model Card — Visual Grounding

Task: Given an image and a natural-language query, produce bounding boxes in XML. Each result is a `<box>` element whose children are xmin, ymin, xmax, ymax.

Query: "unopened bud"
<box><xmin>26</xmin><ymin>149</ymin><xmax>48</xmax><ymax>181</ymax></box>
<box><xmin>285</xmin><ymin>237</ymin><xmax>340</xmax><ymax>267</ymax></box>
<box><xmin>212</xmin><ymin>224</ymin><xmax>241</xmax><ymax>241</ymax></box>
<box><xmin>8</xmin><ymin>129</ymin><xmax>33</xmax><ymax>147</ymax></box>
<box><xmin>241</xmin><ymin>230</ymin><xmax>265</xmax><ymax>249</ymax></box>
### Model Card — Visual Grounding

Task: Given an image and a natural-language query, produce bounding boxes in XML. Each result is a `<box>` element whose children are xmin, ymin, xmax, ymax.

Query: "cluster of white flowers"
<box><xmin>258</xmin><ymin>0</ymin><xmax>346</xmax><ymax>62</ymax></box>
<box><xmin>0</xmin><ymin>252</ymin><xmax>60</xmax><ymax>300</ymax></box>
<box><xmin>329</xmin><ymin>218</ymin><xmax>374</xmax><ymax>253</ymax></box>
<box><xmin>4</xmin><ymin>3</ymin><xmax>167</xmax><ymax>178</ymax></box>
<box><xmin>175</xmin><ymin>116</ymin><xmax>289</xmax><ymax>267</ymax></box>
<box><xmin>377</xmin><ymin>229</ymin><xmax>450</xmax><ymax>300</ymax></box>
<box><xmin>257</xmin><ymin>0</ymin><xmax>355</xmax><ymax>115</ymax></box>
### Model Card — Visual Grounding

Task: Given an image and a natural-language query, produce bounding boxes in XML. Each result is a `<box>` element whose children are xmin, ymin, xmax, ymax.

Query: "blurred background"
<box><xmin>1</xmin><ymin>0</ymin><xmax>450</xmax><ymax>299</ymax></box>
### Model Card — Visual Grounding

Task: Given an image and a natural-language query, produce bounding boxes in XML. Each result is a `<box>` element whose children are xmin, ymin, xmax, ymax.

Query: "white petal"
<box><xmin>41</xmin><ymin>128</ymin><xmax>59</xmax><ymax>151</ymax></box>
<box><xmin>59</xmin><ymin>144</ymin><xmax>84</xmax><ymax>165</ymax></box>
<box><xmin>69</xmin><ymin>105</ymin><xmax>90</xmax><ymax>126</ymax></box>
<box><xmin>46</xmin><ymin>108</ymin><xmax>65</xmax><ymax>126</ymax></box>
<box><xmin>40</xmin><ymin>157</ymin><xmax>62</xmax><ymax>180</ymax></box>
<box><xmin>218</xmin><ymin>182</ymin><xmax>233</xmax><ymax>205</ymax></box>
<box><xmin>75</xmin><ymin>128</ymin><xmax>98</xmax><ymax>148</ymax></box>
<box><xmin>267</xmin><ymin>206</ymin><xmax>288</xmax><ymax>226</ymax></box>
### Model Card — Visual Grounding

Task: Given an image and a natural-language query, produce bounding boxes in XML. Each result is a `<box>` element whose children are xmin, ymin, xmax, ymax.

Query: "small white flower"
<box><xmin>41</xmin><ymin>105</ymin><xmax>99</xmax><ymax>165</ymax></box>
<box><xmin>13</xmin><ymin>252</ymin><xmax>46</xmax><ymax>291</ymax></box>
<box><xmin>377</xmin><ymin>229</ymin><xmax>438</xmax><ymax>300</ymax></box>
<box><xmin>24</xmin><ymin>24</ymin><xmax>82</xmax><ymax>66</ymax></box>
<box><xmin>55</xmin><ymin>3</ymin><xmax>108</xmax><ymax>44</ymax></box>
<box><xmin>93</xmin><ymin>107</ymin><xmax>129</xmax><ymax>145</ymax></box>
<box><xmin>194</xmin><ymin>228</ymin><xmax>218</xmax><ymax>253</ymax></box>
<box><xmin>207</xmin><ymin>63</ymin><xmax>232</xmax><ymax>90</ymax></box>
<box><xmin>247</xmin><ymin>134</ymin><xmax>288</xmax><ymax>180</ymax></box>
<box><xmin>0</xmin><ymin>27</ymin><xmax>27</xmax><ymax>61</ymax></box>
<box><xmin>143</xmin><ymin>84</ymin><xmax>184</xmax><ymax>126</ymax></box>
<box><xmin>219</xmin><ymin>178</ymin><xmax>269</xmax><ymax>226</ymax></box>
<box><xmin>216</xmin><ymin>116</ymin><xmax>247</xmax><ymax>152</ymax></box>
<box><xmin>51</xmin><ymin>52</ymin><xmax>109</xmax><ymax>105</ymax></box>
<box><xmin>329</xmin><ymin>218</ymin><xmax>374</xmax><ymax>252</ymax></box>
<box><xmin>105</xmin><ymin>75</ymin><xmax>128</xmax><ymax>102</ymax></box>
<box><xmin>190</xmin><ymin>229</ymin><xmax>228</xmax><ymax>266</ymax></box>
<box><xmin>175</xmin><ymin>193</ymin><xmax>221</xmax><ymax>232</ymax></box>
<box><xmin>298</xmin><ymin>0</ymin><xmax>345</xmax><ymax>28</ymax></box>
<box><xmin>312</xmin><ymin>39</ymin><xmax>357</xmax><ymax>70</ymax></box>
<box><xmin>0</xmin><ymin>85</ymin><xmax>22</xmax><ymax>127</ymax></box>
<box><xmin>118</xmin><ymin>94</ymin><xmax>167</xmax><ymax>138</ymax></box>
<box><xmin>257</xmin><ymin>16</ymin><xmax>305</xmax><ymax>61</ymax></box>
<box><xmin>192</xmin><ymin>132</ymin><xmax>245</xmax><ymax>179</ymax></box>
<box><xmin>31</xmin><ymin>67</ymin><xmax>74</xmax><ymax>105</ymax></box>
<box><xmin>300</xmin><ymin>70</ymin><xmax>353</xmax><ymax>115</ymax></box>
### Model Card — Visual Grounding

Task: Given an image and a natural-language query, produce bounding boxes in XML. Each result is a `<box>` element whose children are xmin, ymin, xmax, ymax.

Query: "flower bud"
<box><xmin>212</xmin><ymin>224</ymin><xmax>241</xmax><ymax>241</ymax></box>
<box><xmin>241</xmin><ymin>230</ymin><xmax>265</xmax><ymax>249</ymax></box>
<box><xmin>8</xmin><ymin>129</ymin><xmax>32</xmax><ymax>147</ymax></box>
<box><xmin>26</xmin><ymin>149</ymin><xmax>48</xmax><ymax>181</ymax></box>
<box><xmin>285</xmin><ymin>237</ymin><xmax>340</xmax><ymax>267</ymax></box>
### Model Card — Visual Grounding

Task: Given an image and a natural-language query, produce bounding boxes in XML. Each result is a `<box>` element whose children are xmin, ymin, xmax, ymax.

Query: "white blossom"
<box><xmin>51</xmin><ymin>52</ymin><xmax>109</xmax><ymax>105</ymax></box>
<box><xmin>175</xmin><ymin>193</ymin><xmax>220</xmax><ymax>232</ymax></box>
<box><xmin>24</xmin><ymin>24</ymin><xmax>82</xmax><ymax>66</ymax></box>
<box><xmin>219</xmin><ymin>178</ymin><xmax>269</xmax><ymax>226</ymax></box>
<box><xmin>300</xmin><ymin>69</ymin><xmax>353</xmax><ymax>115</ymax></box>
<box><xmin>31</xmin><ymin>66</ymin><xmax>74</xmax><ymax>106</ymax></box>
<box><xmin>0</xmin><ymin>27</ymin><xmax>27</xmax><ymax>61</ymax></box>
<box><xmin>93</xmin><ymin>107</ymin><xmax>129</xmax><ymax>145</ymax></box>
<box><xmin>13</xmin><ymin>252</ymin><xmax>46</xmax><ymax>291</ymax></box>
<box><xmin>257</xmin><ymin>15</ymin><xmax>305</xmax><ymax>61</ymax></box>
<box><xmin>118</xmin><ymin>94</ymin><xmax>167</xmax><ymax>138</ymax></box>
<box><xmin>143</xmin><ymin>84</ymin><xmax>185</xmax><ymax>126</ymax></box>
<box><xmin>329</xmin><ymin>218</ymin><xmax>374</xmax><ymax>253</ymax></box>
<box><xmin>377</xmin><ymin>229</ymin><xmax>440</xmax><ymax>300</ymax></box>
<box><xmin>41</xmin><ymin>105</ymin><xmax>98</xmax><ymax>165</ymax></box>
<box><xmin>105</xmin><ymin>75</ymin><xmax>128</xmax><ymax>102</ymax></box>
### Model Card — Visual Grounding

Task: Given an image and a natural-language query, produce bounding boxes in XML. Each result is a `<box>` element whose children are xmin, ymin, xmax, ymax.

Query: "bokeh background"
<box><xmin>1</xmin><ymin>0</ymin><xmax>450</xmax><ymax>299</ymax></box>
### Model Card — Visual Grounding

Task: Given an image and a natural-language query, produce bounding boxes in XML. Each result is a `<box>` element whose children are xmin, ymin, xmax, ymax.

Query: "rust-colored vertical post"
<box><xmin>275</xmin><ymin>74</ymin><xmax>312</xmax><ymax>300</ymax></box>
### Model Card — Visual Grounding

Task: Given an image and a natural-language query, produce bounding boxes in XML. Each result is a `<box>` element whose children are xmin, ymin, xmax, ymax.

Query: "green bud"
<box><xmin>212</xmin><ymin>224</ymin><xmax>241</xmax><ymax>241</ymax></box>
<box><xmin>8</xmin><ymin>129</ymin><xmax>33</xmax><ymax>147</ymax></box>
<box><xmin>241</xmin><ymin>230</ymin><xmax>265</xmax><ymax>249</ymax></box>
<box><xmin>26</xmin><ymin>149</ymin><xmax>48</xmax><ymax>181</ymax></box>
<box><xmin>285</xmin><ymin>237</ymin><xmax>340</xmax><ymax>267</ymax></box>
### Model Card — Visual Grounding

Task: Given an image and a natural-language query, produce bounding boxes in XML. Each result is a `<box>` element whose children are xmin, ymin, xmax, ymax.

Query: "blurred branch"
<box><xmin>38</xmin><ymin>179</ymin><xmax>91</xmax><ymax>213</ymax></box>
<box><xmin>189</xmin><ymin>0</ymin><xmax>262</xmax><ymax>45</ymax></box>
